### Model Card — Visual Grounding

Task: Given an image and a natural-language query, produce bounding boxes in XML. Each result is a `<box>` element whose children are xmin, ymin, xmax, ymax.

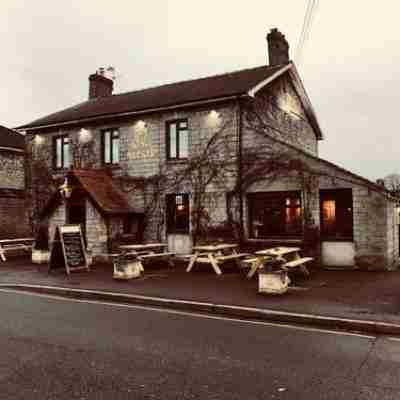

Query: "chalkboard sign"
<box><xmin>49</xmin><ymin>225</ymin><xmax>89</xmax><ymax>275</ymax></box>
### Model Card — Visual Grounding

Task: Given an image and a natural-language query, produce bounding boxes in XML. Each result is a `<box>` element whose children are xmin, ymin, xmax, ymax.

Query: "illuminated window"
<box><xmin>166</xmin><ymin>119</ymin><xmax>189</xmax><ymax>160</ymax></box>
<box><xmin>320</xmin><ymin>189</ymin><xmax>353</xmax><ymax>239</ymax></box>
<box><xmin>248</xmin><ymin>191</ymin><xmax>302</xmax><ymax>238</ymax></box>
<box><xmin>102</xmin><ymin>128</ymin><xmax>119</xmax><ymax>165</ymax></box>
<box><xmin>166</xmin><ymin>193</ymin><xmax>189</xmax><ymax>233</ymax></box>
<box><xmin>53</xmin><ymin>135</ymin><xmax>70</xmax><ymax>169</ymax></box>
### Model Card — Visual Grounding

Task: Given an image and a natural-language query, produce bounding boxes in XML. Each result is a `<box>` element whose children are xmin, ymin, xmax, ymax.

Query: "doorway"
<box><xmin>67</xmin><ymin>190</ymin><xmax>87</xmax><ymax>246</ymax></box>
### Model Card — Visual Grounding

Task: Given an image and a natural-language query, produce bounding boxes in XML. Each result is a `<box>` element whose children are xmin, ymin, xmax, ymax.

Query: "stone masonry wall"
<box><xmin>240</xmin><ymin>130</ymin><xmax>398</xmax><ymax>270</ymax></box>
<box><xmin>0</xmin><ymin>150</ymin><xmax>28</xmax><ymax>237</ymax></box>
<box><xmin>86</xmin><ymin>200</ymin><xmax>108</xmax><ymax>257</ymax></box>
<box><xmin>0</xmin><ymin>196</ymin><xmax>29</xmax><ymax>238</ymax></box>
<box><xmin>0</xmin><ymin>151</ymin><xmax>25</xmax><ymax>189</ymax></box>
<box><xmin>48</xmin><ymin>203</ymin><xmax>65</xmax><ymax>244</ymax></box>
<box><xmin>249</xmin><ymin>74</ymin><xmax>319</xmax><ymax>156</ymax></box>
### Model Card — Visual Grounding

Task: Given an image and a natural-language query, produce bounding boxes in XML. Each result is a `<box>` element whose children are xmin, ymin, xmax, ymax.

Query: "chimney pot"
<box><xmin>267</xmin><ymin>28</ymin><xmax>290</xmax><ymax>66</ymax></box>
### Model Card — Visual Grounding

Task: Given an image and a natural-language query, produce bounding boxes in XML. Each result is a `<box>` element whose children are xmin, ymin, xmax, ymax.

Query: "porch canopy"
<box><xmin>41</xmin><ymin>169</ymin><xmax>140</xmax><ymax>218</ymax></box>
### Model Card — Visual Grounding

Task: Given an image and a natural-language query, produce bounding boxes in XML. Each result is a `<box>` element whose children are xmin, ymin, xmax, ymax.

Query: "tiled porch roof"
<box><xmin>70</xmin><ymin>169</ymin><xmax>137</xmax><ymax>215</ymax></box>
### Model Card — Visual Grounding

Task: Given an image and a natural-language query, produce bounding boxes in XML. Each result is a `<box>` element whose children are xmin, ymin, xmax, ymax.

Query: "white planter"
<box><xmin>113</xmin><ymin>259</ymin><xmax>143</xmax><ymax>280</ymax></box>
<box><xmin>31</xmin><ymin>249</ymin><xmax>50</xmax><ymax>264</ymax></box>
<box><xmin>258</xmin><ymin>270</ymin><xmax>290</xmax><ymax>295</ymax></box>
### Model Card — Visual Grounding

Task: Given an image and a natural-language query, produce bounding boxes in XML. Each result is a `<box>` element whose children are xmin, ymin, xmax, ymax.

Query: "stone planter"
<box><xmin>113</xmin><ymin>256</ymin><xmax>142</xmax><ymax>280</ymax></box>
<box><xmin>31</xmin><ymin>249</ymin><xmax>50</xmax><ymax>264</ymax></box>
<box><xmin>258</xmin><ymin>270</ymin><xmax>290</xmax><ymax>295</ymax></box>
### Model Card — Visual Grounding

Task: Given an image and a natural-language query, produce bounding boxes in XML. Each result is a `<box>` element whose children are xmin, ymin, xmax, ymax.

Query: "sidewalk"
<box><xmin>1</xmin><ymin>256</ymin><xmax>400</xmax><ymax>333</ymax></box>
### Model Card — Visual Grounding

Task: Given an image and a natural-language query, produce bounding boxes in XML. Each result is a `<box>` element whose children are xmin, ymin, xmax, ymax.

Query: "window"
<box><xmin>53</xmin><ymin>135</ymin><xmax>70</xmax><ymax>169</ymax></box>
<box><xmin>102</xmin><ymin>128</ymin><xmax>120</xmax><ymax>165</ymax></box>
<box><xmin>166</xmin><ymin>193</ymin><xmax>190</xmax><ymax>233</ymax></box>
<box><xmin>166</xmin><ymin>119</ymin><xmax>189</xmax><ymax>160</ymax></box>
<box><xmin>248</xmin><ymin>191</ymin><xmax>302</xmax><ymax>238</ymax></box>
<box><xmin>320</xmin><ymin>189</ymin><xmax>353</xmax><ymax>240</ymax></box>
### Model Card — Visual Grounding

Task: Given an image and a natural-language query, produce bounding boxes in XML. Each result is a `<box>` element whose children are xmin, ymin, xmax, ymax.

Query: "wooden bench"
<box><xmin>0</xmin><ymin>238</ymin><xmax>35</xmax><ymax>262</ymax></box>
<box><xmin>281</xmin><ymin>257</ymin><xmax>314</xmax><ymax>276</ymax></box>
<box><xmin>139</xmin><ymin>252</ymin><xmax>176</xmax><ymax>267</ymax></box>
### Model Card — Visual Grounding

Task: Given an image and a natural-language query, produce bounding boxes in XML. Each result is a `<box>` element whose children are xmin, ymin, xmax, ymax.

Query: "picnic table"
<box><xmin>114</xmin><ymin>243</ymin><xmax>174</xmax><ymax>279</ymax></box>
<box><xmin>0</xmin><ymin>238</ymin><xmax>35</xmax><ymax>262</ymax></box>
<box><xmin>245</xmin><ymin>246</ymin><xmax>313</xmax><ymax>279</ymax></box>
<box><xmin>186</xmin><ymin>243</ymin><xmax>249</xmax><ymax>275</ymax></box>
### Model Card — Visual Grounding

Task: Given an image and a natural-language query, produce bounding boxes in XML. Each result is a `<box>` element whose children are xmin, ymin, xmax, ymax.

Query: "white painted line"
<box><xmin>0</xmin><ymin>288</ymin><xmax>376</xmax><ymax>339</ymax></box>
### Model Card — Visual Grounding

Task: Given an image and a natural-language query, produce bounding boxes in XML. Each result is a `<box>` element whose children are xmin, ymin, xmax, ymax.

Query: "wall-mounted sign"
<box><xmin>128</xmin><ymin>124</ymin><xmax>156</xmax><ymax>159</ymax></box>
<box><xmin>48</xmin><ymin>224</ymin><xmax>89</xmax><ymax>275</ymax></box>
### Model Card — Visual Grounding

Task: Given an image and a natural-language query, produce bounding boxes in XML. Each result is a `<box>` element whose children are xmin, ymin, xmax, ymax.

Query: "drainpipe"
<box><xmin>238</xmin><ymin>100</ymin><xmax>244</xmax><ymax>246</ymax></box>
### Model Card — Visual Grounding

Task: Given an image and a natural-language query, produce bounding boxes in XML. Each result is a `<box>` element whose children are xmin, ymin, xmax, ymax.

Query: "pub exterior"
<box><xmin>19</xmin><ymin>29</ymin><xmax>399</xmax><ymax>270</ymax></box>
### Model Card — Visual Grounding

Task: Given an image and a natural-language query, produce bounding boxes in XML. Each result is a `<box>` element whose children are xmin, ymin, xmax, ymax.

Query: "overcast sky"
<box><xmin>1</xmin><ymin>1</ymin><xmax>399</xmax><ymax>181</ymax></box>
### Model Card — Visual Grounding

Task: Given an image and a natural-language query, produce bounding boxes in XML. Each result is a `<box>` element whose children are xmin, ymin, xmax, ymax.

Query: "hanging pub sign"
<box><xmin>49</xmin><ymin>224</ymin><xmax>90</xmax><ymax>275</ymax></box>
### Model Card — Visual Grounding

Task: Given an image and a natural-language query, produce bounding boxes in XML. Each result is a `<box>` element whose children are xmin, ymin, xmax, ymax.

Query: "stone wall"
<box><xmin>48</xmin><ymin>203</ymin><xmax>65</xmax><ymax>243</ymax></box>
<box><xmin>0</xmin><ymin>151</ymin><xmax>25</xmax><ymax>189</ymax></box>
<box><xmin>0</xmin><ymin>195</ymin><xmax>29</xmax><ymax>238</ymax></box>
<box><xmin>86</xmin><ymin>200</ymin><xmax>108</xmax><ymax>257</ymax></box>
<box><xmin>248</xmin><ymin>74</ymin><xmax>319</xmax><ymax>156</ymax></box>
<box><xmin>0</xmin><ymin>149</ymin><xmax>28</xmax><ymax>237</ymax></box>
<box><xmin>240</xmin><ymin>134</ymin><xmax>399</xmax><ymax>270</ymax></box>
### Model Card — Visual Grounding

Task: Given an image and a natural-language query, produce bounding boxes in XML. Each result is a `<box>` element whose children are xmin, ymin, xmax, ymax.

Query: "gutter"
<box><xmin>237</xmin><ymin>99</ymin><xmax>244</xmax><ymax>244</ymax></box>
<box><xmin>18</xmin><ymin>95</ymin><xmax>246</xmax><ymax>132</ymax></box>
<box><xmin>0</xmin><ymin>146</ymin><xmax>24</xmax><ymax>153</ymax></box>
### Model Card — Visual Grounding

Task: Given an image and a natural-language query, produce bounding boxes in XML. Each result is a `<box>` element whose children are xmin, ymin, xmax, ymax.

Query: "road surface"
<box><xmin>0</xmin><ymin>289</ymin><xmax>400</xmax><ymax>399</ymax></box>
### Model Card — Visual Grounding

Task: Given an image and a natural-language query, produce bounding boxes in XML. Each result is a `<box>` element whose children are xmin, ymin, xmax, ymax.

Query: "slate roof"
<box><xmin>18</xmin><ymin>64</ymin><xmax>286</xmax><ymax>130</ymax></box>
<box><xmin>71</xmin><ymin>169</ymin><xmax>137</xmax><ymax>215</ymax></box>
<box><xmin>0</xmin><ymin>125</ymin><xmax>25</xmax><ymax>149</ymax></box>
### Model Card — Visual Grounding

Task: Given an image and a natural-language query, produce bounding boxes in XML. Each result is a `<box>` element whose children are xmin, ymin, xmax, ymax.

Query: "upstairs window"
<box><xmin>166</xmin><ymin>193</ymin><xmax>190</xmax><ymax>233</ymax></box>
<box><xmin>166</xmin><ymin>119</ymin><xmax>189</xmax><ymax>160</ymax></box>
<box><xmin>320</xmin><ymin>189</ymin><xmax>353</xmax><ymax>240</ymax></box>
<box><xmin>102</xmin><ymin>128</ymin><xmax>120</xmax><ymax>165</ymax></box>
<box><xmin>53</xmin><ymin>135</ymin><xmax>70</xmax><ymax>169</ymax></box>
<box><xmin>248</xmin><ymin>191</ymin><xmax>303</xmax><ymax>238</ymax></box>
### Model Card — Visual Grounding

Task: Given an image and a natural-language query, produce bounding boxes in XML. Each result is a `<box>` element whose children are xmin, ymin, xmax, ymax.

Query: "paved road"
<box><xmin>1</xmin><ymin>290</ymin><xmax>400</xmax><ymax>400</ymax></box>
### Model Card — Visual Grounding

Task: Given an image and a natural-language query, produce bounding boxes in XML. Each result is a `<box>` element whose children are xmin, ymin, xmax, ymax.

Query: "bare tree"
<box><xmin>383</xmin><ymin>173</ymin><xmax>400</xmax><ymax>197</ymax></box>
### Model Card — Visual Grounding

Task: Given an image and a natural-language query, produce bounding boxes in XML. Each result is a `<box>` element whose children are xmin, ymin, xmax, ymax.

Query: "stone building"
<box><xmin>0</xmin><ymin>125</ymin><xmax>29</xmax><ymax>238</ymax></box>
<box><xmin>18</xmin><ymin>29</ymin><xmax>399</xmax><ymax>270</ymax></box>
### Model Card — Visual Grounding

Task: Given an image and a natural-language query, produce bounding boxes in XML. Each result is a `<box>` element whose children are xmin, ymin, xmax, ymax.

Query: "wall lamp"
<box><xmin>34</xmin><ymin>135</ymin><xmax>45</xmax><ymax>145</ymax></box>
<box><xmin>59</xmin><ymin>177</ymin><xmax>73</xmax><ymax>200</ymax></box>
<box><xmin>79</xmin><ymin>128</ymin><xmax>92</xmax><ymax>143</ymax></box>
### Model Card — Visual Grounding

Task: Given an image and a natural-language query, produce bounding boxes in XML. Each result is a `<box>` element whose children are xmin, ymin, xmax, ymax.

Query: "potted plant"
<box><xmin>32</xmin><ymin>224</ymin><xmax>50</xmax><ymax>264</ymax></box>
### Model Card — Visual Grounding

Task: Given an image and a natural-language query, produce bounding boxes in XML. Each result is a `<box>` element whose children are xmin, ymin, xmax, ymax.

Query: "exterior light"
<box><xmin>34</xmin><ymin>135</ymin><xmax>45</xmax><ymax>145</ymax></box>
<box><xmin>79</xmin><ymin>128</ymin><xmax>92</xmax><ymax>143</ymax></box>
<box><xmin>206</xmin><ymin>110</ymin><xmax>221</xmax><ymax>128</ymax></box>
<box><xmin>209</xmin><ymin>110</ymin><xmax>219</xmax><ymax>119</ymax></box>
<box><xmin>59</xmin><ymin>177</ymin><xmax>72</xmax><ymax>199</ymax></box>
<box><xmin>136</xmin><ymin>120</ymin><xmax>146</xmax><ymax>130</ymax></box>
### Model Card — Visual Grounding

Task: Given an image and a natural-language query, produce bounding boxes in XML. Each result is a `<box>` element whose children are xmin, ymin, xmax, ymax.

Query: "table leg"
<box><xmin>186</xmin><ymin>252</ymin><xmax>199</xmax><ymax>272</ymax></box>
<box><xmin>208</xmin><ymin>254</ymin><xmax>222</xmax><ymax>275</ymax></box>
<box><xmin>0</xmin><ymin>246</ymin><xmax>6</xmax><ymax>262</ymax></box>
<box><xmin>247</xmin><ymin>257</ymin><xmax>262</xmax><ymax>279</ymax></box>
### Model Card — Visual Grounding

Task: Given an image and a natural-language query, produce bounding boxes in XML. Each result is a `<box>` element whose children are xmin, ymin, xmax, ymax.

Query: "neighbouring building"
<box><xmin>0</xmin><ymin>125</ymin><xmax>29</xmax><ymax>238</ymax></box>
<box><xmin>18</xmin><ymin>29</ymin><xmax>399</xmax><ymax>270</ymax></box>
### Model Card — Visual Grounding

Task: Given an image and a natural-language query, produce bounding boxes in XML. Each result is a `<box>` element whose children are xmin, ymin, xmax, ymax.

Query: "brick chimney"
<box><xmin>88</xmin><ymin>68</ymin><xmax>114</xmax><ymax>100</ymax></box>
<box><xmin>267</xmin><ymin>28</ymin><xmax>290</xmax><ymax>66</ymax></box>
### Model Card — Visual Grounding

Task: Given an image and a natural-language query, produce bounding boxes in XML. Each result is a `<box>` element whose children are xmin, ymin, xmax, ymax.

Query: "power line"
<box><xmin>295</xmin><ymin>0</ymin><xmax>313</xmax><ymax>61</ymax></box>
<box><xmin>295</xmin><ymin>0</ymin><xmax>319</xmax><ymax>65</ymax></box>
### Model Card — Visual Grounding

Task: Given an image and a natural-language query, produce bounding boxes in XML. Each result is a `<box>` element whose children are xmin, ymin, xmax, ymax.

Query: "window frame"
<box><xmin>166</xmin><ymin>193</ymin><xmax>190</xmax><ymax>234</ymax></box>
<box><xmin>53</xmin><ymin>135</ymin><xmax>70</xmax><ymax>170</ymax></box>
<box><xmin>166</xmin><ymin>119</ymin><xmax>189</xmax><ymax>160</ymax></box>
<box><xmin>101</xmin><ymin>128</ymin><xmax>120</xmax><ymax>165</ymax></box>
<box><xmin>247</xmin><ymin>191</ymin><xmax>303</xmax><ymax>239</ymax></box>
